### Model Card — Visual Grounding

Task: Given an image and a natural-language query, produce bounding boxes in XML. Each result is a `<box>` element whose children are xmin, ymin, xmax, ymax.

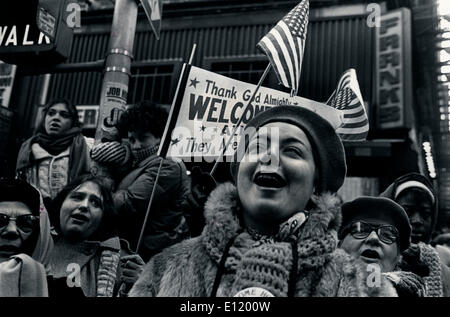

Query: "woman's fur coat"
<box><xmin>130</xmin><ymin>183</ymin><xmax>397</xmax><ymax>297</ymax></box>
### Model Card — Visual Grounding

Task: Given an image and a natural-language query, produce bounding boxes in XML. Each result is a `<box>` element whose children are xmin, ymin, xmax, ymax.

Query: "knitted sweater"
<box><xmin>130</xmin><ymin>183</ymin><xmax>397</xmax><ymax>297</ymax></box>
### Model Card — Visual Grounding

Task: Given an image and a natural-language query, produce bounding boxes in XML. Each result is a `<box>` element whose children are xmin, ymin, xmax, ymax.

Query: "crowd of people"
<box><xmin>0</xmin><ymin>98</ymin><xmax>449</xmax><ymax>297</ymax></box>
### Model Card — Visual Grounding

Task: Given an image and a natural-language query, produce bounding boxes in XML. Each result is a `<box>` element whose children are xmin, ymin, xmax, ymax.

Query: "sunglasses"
<box><xmin>0</xmin><ymin>213</ymin><xmax>39</xmax><ymax>233</ymax></box>
<box><xmin>344</xmin><ymin>221</ymin><xmax>399</xmax><ymax>244</ymax></box>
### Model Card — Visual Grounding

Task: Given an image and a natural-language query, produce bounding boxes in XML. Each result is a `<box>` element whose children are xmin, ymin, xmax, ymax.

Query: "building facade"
<box><xmin>2</xmin><ymin>0</ymin><xmax>446</xmax><ymax>227</ymax></box>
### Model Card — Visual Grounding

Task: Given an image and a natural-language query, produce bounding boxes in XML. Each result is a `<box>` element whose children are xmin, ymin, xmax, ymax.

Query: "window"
<box><xmin>128</xmin><ymin>60</ymin><xmax>183</xmax><ymax>105</ymax></box>
<box><xmin>203</xmin><ymin>56</ymin><xmax>274</xmax><ymax>86</ymax></box>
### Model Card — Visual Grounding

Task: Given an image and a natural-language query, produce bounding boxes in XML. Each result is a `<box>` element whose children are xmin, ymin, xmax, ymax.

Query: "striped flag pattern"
<box><xmin>257</xmin><ymin>0</ymin><xmax>309</xmax><ymax>96</ymax></box>
<box><xmin>326</xmin><ymin>69</ymin><xmax>369</xmax><ymax>141</ymax></box>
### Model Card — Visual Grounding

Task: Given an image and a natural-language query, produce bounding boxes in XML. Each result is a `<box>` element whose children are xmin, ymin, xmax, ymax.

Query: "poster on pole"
<box><xmin>100</xmin><ymin>82</ymin><xmax>128</xmax><ymax>135</ymax></box>
<box><xmin>161</xmin><ymin>65</ymin><xmax>343</xmax><ymax>161</ymax></box>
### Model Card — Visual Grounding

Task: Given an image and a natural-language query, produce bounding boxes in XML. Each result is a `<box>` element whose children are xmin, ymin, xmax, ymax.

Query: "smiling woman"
<box><xmin>130</xmin><ymin>105</ymin><xmax>398</xmax><ymax>297</ymax></box>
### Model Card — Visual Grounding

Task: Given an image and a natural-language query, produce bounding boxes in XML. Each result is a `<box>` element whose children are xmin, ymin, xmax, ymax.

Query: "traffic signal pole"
<box><xmin>91</xmin><ymin>0</ymin><xmax>138</xmax><ymax>178</ymax></box>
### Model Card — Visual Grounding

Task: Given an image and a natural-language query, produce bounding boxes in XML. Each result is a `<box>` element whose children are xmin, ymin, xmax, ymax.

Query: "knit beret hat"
<box><xmin>230</xmin><ymin>105</ymin><xmax>347</xmax><ymax>194</ymax></box>
<box><xmin>0</xmin><ymin>178</ymin><xmax>41</xmax><ymax>216</ymax></box>
<box><xmin>340</xmin><ymin>196</ymin><xmax>411</xmax><ymax>251</ymax></box>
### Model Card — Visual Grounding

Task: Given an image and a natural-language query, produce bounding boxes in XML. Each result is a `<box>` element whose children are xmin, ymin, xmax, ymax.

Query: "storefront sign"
<box><xmin>375</xmin><ymin>8</ymin><xmax>413</xmax><ymax>130</ymax></box>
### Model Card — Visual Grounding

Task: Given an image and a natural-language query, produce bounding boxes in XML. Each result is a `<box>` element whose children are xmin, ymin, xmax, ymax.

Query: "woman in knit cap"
<box><xmin>339</xmin><ymin>196</ymin><xmax>426</xmax><ymax>297</ymax></box>
<box><xmin>130</xmin><ymin>105</ymin><xmax>397</xmax><ymax>297</ymax></box>
<box><xmin>380</xmin><ymin>173</ymin><xmax>450</xmax><ymax>296</ymax></box>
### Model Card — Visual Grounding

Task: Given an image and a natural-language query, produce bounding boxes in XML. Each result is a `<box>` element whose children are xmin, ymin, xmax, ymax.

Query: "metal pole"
<box><xmin>91</xmin><ymin>0</ymin><xmax>138</xmax><ymax>178</ymax></box>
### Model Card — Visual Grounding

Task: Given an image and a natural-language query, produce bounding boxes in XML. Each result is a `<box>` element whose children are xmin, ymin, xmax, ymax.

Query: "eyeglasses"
<box><xmin>0</xmin><ymin>213</ymin><xmax>39</xmax><ymax>233</ymax></box>
<box><xmin>344</xmin><ymin>221</ymin><xmax>399</xmax><ymax>244</ymax></box>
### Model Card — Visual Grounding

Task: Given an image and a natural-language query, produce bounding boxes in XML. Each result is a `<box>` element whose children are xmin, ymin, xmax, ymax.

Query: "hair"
<box><xmin>37</xmin><ymin>98</ymin><xmax>81</xmax><ymax>133</ymax></box>
<box><xmin>117</xmin><ymin>101</ymin><xmax>168</xmax><ymax>139</ymax></box>
<box><xmin>49</xmin><ymin>174</ymin><xmax>118</xmax><ymax>242</ymax></box>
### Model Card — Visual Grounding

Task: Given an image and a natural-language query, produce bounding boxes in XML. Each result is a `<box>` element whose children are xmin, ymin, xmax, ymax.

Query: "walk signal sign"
<box><xmin>0</xmin><ymin>0</ymin><xmax>74</xmax><ymax>65</ymax></box>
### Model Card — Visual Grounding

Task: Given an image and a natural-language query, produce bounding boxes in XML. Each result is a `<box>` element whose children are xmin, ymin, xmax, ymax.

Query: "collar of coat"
<box><xmin>200</xmin><ymin>182</ymin><xmax>342</xmax><ymax>265</ymax></box>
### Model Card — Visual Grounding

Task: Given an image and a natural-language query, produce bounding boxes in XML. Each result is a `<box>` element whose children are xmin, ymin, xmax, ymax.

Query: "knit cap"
<box><xmin>380</xmin><ymin>173</ymin><xmax>437</xmax><ymax>237</ymax></box>
<box><xmin>230</xmin><ymin>105</ymin><xmax>346</xmax><ymax>194</ymax></box>
<box><xmin>340</xmin><ymin>196</ymin><xmax>411</xmax><ymax>251</ymax></box>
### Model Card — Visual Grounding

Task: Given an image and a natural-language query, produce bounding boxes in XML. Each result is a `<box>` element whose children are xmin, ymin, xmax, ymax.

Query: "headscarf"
<box><xmin>0</xmin><ymin>182</ymin><xmax>53</xmax><ymax>296</ymax></box>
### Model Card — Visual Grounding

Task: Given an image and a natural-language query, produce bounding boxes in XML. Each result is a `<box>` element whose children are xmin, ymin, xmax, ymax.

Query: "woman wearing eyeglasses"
<box><xmin>339</xmin><ymin>196</ymin><xmax>426</xmax><ymax>297</ymax></box>
<box><xmin>0</xmin><ymin>178</ymin><xmax>53</xmax><ymax>297</ymax></box>
<box><xmin>16</xmin><ymin>98</ymin><xmax>93</xmax><ymax>211</ymax></box>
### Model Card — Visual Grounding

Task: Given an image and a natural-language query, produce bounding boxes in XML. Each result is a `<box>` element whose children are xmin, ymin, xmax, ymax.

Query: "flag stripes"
<box><xmin>257</xmin><ymin>0</ymin><xmax>309</xmax><ymax>96</ymax></box>
<box><xmin>327</xmin><ymin>69</ymin><xmax>369</xmax><ymax>141</ymax></box>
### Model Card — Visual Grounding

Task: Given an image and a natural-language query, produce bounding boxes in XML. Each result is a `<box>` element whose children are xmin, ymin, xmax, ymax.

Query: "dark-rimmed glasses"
<box><xmin>344</xmin><ymin>221</ymin><xmax>399</xmax><ymax>244</ymax></box>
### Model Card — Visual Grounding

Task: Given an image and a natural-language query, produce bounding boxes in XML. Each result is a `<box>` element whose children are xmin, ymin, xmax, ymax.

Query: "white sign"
<box><xmin>165</xmin><ymin>66</ymin><xmax>343</xmax><ymax>160</ymax></box>
<box><xmin>0</xmin><ymin>61</ymin><xmax>16</xmax><ymax>108</ymax></box>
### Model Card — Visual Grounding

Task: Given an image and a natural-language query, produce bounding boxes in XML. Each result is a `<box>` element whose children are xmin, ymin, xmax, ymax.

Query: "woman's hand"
<box><xmin>119</xmin><ymin>254</ymin><xmax>145</xmax><ymax>292</ymax></box>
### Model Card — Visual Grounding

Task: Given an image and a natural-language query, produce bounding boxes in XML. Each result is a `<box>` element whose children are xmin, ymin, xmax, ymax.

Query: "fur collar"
<box><xmin>201</xmin><ymin>182</ymin><xmax>342</xmax><ymax>263</ymax></box>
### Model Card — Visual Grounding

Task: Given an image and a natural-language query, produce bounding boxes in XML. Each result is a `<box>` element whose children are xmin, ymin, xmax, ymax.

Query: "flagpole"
<box><xmin>210</xmin><ymin>63</ymin><xmax>271</xmax><ymax>176</ymax></box>
<box><xmin>135</xmin><ymin>44</ymin><xmax>197</xmax><ymax>254</ymax></box>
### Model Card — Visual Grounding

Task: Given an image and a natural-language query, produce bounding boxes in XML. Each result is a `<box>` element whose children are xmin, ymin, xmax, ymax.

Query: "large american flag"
<box><xmin>327</xmin><ymin>69</ymin><xmax>369</xmax><ymax>141</ymax></box>
<box><xmin>257</xmin><ymin>0</ymin><xmax>309</xmax><ymax>96</ymax></box>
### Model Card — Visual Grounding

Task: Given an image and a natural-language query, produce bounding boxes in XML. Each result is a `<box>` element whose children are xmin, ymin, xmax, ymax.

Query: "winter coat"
<box><xmin>130</xmin><ymin>183</ymin><xmax>397</xmax><ymax>297</ymax></box>
<box><xmin>380</xmin><ymin>177</ymin><xmax>450</xmax><ymax>297</ymax></box>
<box><xmin>16</xmin><ymin>134</ymin><xmax>93</xmax><ymax>201</ymax></box>
<box><xmin>113</xmin><ymin>154</ymin><xmax>191</xmax><ymax>259</ymax></box>
<box><xmin>48</xmin><ymin>236</ymin><xmax>135</xmax><ymax>297</ymax></box>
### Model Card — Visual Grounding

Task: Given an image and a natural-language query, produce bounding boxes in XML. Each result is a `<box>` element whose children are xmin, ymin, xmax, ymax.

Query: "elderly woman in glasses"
<box><xmin>130</xmin><ymin>106</ymin><xmax>398</xmax><ymax>297</ymax></box>
<box><xmin>0</xmin><ymin>178</ymin><xmax>53</xmax><ymax>297</ymax></box>
<box><xmin>339</xmin><ymin>196</ymin><xmax>426</xmax><ymax>296</ymax></box>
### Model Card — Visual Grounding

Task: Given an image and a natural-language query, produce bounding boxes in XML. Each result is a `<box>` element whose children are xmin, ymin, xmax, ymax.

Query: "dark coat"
<box><xmin>113</xmin><ymin>154</ymin><xmax>191</xmax><ymax>259</ymax></box>
<box><xmin>130</xmin><ymin>183</ymin><xmax>397</xmax><ymax>297</ymax></box>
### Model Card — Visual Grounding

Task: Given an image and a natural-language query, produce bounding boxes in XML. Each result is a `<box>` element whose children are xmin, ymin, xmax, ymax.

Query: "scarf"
<box><xmin>132</xmin><ymin>144</ymin><xmax>159</xmax><ymax>166</ymax></box>
<box><xmin>246</xmin><ymin>211</ymin><xmax>309</xmax><ymax>245</ymax></box>
<box><xmin>418</xmin><ymin>242</ymin><xmax>444</xmax><ymax>297</ymax></box>
<box><xmin>212</xmin><ymin>209</ymin><xmax>338</xmax><ymax>297</ymax></box>
<box><xmin>0</xmin><ymin>254</ymin><xmax>48</xmax><ymax>297</ymax></box>
<box><xmin>34</xmin><ymin>127</ymin><xmax>82</xmax><ymax>156</ymax></box>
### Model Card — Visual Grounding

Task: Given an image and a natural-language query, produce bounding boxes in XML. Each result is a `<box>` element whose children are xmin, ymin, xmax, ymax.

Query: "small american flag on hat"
<box><xmin>257</xmin><ymin>0</ymin><xmax>309</xmax><ymax>96</ymax></box>
<box><xmin>327</xmin><ymin>69</ymin><xmax>369</xmax><ymax>141</ymax></box>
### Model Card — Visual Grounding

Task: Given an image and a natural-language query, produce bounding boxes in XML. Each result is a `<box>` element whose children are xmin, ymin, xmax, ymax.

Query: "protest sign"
<box><xmin>163</xmin><ymin>65</ymin><xmax>343</xmax><ymax>161</ymax></box>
